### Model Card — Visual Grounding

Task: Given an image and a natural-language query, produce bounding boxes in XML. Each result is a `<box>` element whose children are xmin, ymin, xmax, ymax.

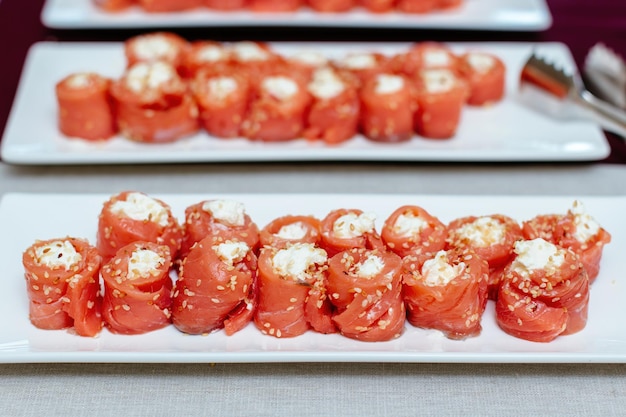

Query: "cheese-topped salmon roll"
<box><xmin>359</xmin><ymin>73</ymin><xmax>416</xmax><ymax>143</ymax></box>
<box><xmin>333</xmin><ymin>52</ymin><xmax>391</xmax><ymax>87</ymax></box>
<box><xmin>242</xmin><ymin>73</ymin><xmax>311</xmax><ymax>141</ymax></box>
<box><xmin>414</xmin><ymin>68</ymin><xmax>468</xmax><ymax>139</ymax></box>
<box><xmin>192</xmin><ymin>68</ymin><xmax>251</xmax><ymax>138</ymax></box>
<box><xmin>22</xmin><ymin>237</ymin><xmax>103</xmax><ymax>337</ymax></box>
<box><xmin>97</xmin><ymin>191</ymin><xmax>183</xmax><ymax>264</ymax></box>
<box><xmin>181</xmin><ymin>41</ymin><xmax>232</xmax><ymax>79</ymax></box>
<box><xmin>124</xmin><ymin>32</ymin><xmax>189</xmax><ymax>75</ymax></box>
<box><xmin>228</xmin><ymin>41</ymin><xmax>282</xmax><ymax>83</ymax></box>
<box><xmin>180</xmin><ymin>199</ymin><xmax>260</xmax><ymax>260</ymax></box>
<box><xmin>458</xmin><ymin>52</ymin><xmax>506</xmax><ymax>106</ymax></box>
<box><xmin>391</xmin><ymin>42</ymin><xmax>459</xmax><ymax>77</ymax></box>
<box><xmin>446</xmin><ymin>214</ymin><xmax>522</xmax><ymax>300</ymax></box>
<box><xmin>173</xmin><ymin>238</ymin><xmax>258</xmax><ymax>335</ymax></box>
<box><xmin>496</xmin><ymin>238</ymin><xmax>590</xmax><ymax>342</ymax></box>
<box><xmin>259</xmin><ymin>215</ymin><xmax>322</xmax><ymax>249</ymax></box>
<box><xmin>556</xmin><ymin>201</ymin><xmax>611</xmax><ymax>283</ymax></box>
<box><xmin>304</xmin><ymin>66</ymin><xmax>360</xmax><ymax>144</ymax></box>
<box><xmin>327</xmin><ymin>248</ymin><xmax>405</xmax><ymax>342</ymax></box>
<box><xmin>255</xmin><ymin>243</ymin><xmax>332</xmax><ymax>338</ymax></box>
<box><xmin>522</xmin><ymin>214</ymin><xmax>563</xmax><ymax>243</ymax></box>
<box><xmin>522</xmin><ymin>201</ymin><xmax>611</xmax><ymax>284</ymax></box>
<box><xmin>320</xmin><ymin>209</ymin><xmax>385</xmax><ymax>257</ymax></box>
<box><xmin>55</xmin><ymin>72</ymin><xmax>116</xmax><ymax>141</ymax></box>
<box><xmin>101</xmin><ymin>241</ymin><xmax>173</xmax><ymax>334</ymax></box>
<box><xmin>402</xmin><ymin>248</ymin><xmax>489</xmax><ymax>340</ymax></box>
<box><xmin>111</xmin><ymin>61</ymin><xmax>199</xmax><ymax>143</ymax></box>
<box><xmin>381</xmin><ymin>205</ymin><xmax>447</xmax><ymax>260</ymax></box>
<box><xmin>286</xmin><ymin>50</ymin><xmax>329</xmax><ymax>83</ymax></box>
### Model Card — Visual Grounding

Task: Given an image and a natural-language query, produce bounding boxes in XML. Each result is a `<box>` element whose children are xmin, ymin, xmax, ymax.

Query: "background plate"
<box><xmin>0</xmin><ymin>193</ymin><xmax>623</xmax><ymax>363</ymax></box>
<box><xmin>1</xmin><ymin>41</ymin><xmax>609</xmax><ymax>165</ymax></box>
<box><xmin>41</xmin><ymin>0</ymin><xmax>552</xmax><ymax>31</ymax></box>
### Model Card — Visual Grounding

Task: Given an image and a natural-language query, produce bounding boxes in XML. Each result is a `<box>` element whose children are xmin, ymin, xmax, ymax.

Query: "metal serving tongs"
<box><xmin>519</xmin><ymin>52</ymin><xmax>626</xmax><ymax>138</ymax></box>
<box><xmin>583</xmin><ymin>43</ymin><xmax>626</xmax><ymax>109</ymax></box>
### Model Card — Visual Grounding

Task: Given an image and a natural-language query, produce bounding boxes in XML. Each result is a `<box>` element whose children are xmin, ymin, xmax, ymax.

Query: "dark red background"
<box><xmin>1</xmin><ymin>0</ymin><xmax>625</xmax><ymax>161</ymax></box>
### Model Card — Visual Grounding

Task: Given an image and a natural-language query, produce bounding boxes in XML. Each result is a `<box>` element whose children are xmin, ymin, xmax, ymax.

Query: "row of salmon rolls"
<box><xmin>22</xmin><ymin>192</ymin><xmax>610</xmax><ymax>343</ymax></box>
<box><xmin>56</xmin><ymin>32</ymin><xmax>505</xmax><ymax>144</ymax></box>
<box><xmin>95</xmin><ymin>0</ymin><xmax>463</xmax><ymax>14</ymax></box>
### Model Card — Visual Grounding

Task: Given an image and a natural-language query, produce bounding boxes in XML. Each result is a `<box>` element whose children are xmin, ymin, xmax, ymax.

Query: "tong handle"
<box><xmin>577</xmin><ymin>90</ymin><xmax>626</xmax><ymax>138</ymax></box>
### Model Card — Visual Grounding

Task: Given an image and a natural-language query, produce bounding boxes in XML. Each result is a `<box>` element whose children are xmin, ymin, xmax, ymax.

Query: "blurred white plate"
<box><xmin>0</xmin><ymin>193</ymin><xmax>623</xmax><ymax>363</ymax></box>
<box><xmin>1</xmin><ymin>41</ymin><xmax>609</xmax><ymax>165</ymax></box>
<box><xmin>41</xmin><ymin>0</ymin><xmax>552</xmax><ymax>31</ymax></box>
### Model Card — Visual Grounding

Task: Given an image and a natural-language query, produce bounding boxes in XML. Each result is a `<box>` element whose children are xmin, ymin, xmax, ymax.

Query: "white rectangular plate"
<box><xmin>0</xmin><ymin>192</ymin><xmax>624</xmax><ymax>363</ymax></box>
<box><xmin>41</xmin><ymin>0</ymin><xmax>552</xmax><ymax>31</ymax></box>
<box><xmin>1</xmin><ymin>41</ymin><xmax>610</xmax><ymax>165</ymax></box>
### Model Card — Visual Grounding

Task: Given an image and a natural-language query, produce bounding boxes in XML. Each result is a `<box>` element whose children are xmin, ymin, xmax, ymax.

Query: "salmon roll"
<box><xmin>414</xmin><ymin>68</ymin><xmax>468</xmax><ymax>139</ymax></box>
<box><xmin>359</xmin><ymin>73</ymin><xmax>416</xmax><ymax>143</ymax></box>
<box><xmin>496</xmin><ymin>238</ymin><xmax>590</xmax><ymax>342</ymax></box>
<box><xmin>101</xmin><ymin>241</ymin><xmax>173</xmax><ymax>334</ymax></box>
<box><xmin>286</xmin><ymin>50</ymin><xmax>329</xmax><ymax>83</ymax></box>
<box><xmin>458</xmin><ymin>52</ymin><xmax>506</xmax><ymax>106</ymax></box>
<box><xmin>205</xmin><ymin>0</ymin><xmax>248</xmax><ymax>10</ymax></box>
<box><xmin>359</xmin><ymin>0</ymin><xmax>395</xmax><ymax>13</ymax></box>
<box><xmin>446</xmin><ymin>214</ymin><xmax>522</xmax><ymax>300</ymax></box>
<box><xmin>22</xmin><ymin>238</ymin><xmax>103</xmax><ymax>337</ymax></box>
<box><xmin>180</xmin><ymin>199</ymin><xmax>260</xmax><ymax>260</ymax></box>
<box><xmin>556</xmin><ymin>201</ymin><xmax>611</xmax><ymax>283</ymax></box>
<box><xmin>320</xmin><ymin>208</ymin><xmax>385</xmax><ymax>257</ymax></box>
<box><xmin>522</xmin><ymin>214</ymin><xmax>563</xmax><ymax>243</ymax></box>
<box><xmin>308</xmin><ymin>0</ymin><xmax>356</xmax><ymax>12</ymax></box>
<box><xmin>522</xmin><ymin>201</ymin><xmax>611</xmax><ymax>284</ymax></box>
<box><xmin>229</xmin><ymin>41</ymin><xmax>282</xmax><ymax>83</ymax></box>
<box><xmin>255</xmin><ymin>243</ymin><xmax>331</xmax><ymax>338</ymax></box>
<box><xmin>333</xmin><ymin>52</ymin><xmax>391</xmax><ymax>87</ymax></box>
<box><xmin>124</xmin><ymin>32</ymin><xmax>189</xmax><ymax>75</ymax></box>
<box><xmin>381</xmin><ymin>205</ymin><xmax>447</xmax><ymax>260</ymax></box>
<box><xmin>396</xmin><ymin>0</ymin><xmax>439</xmax><ymax>13</ymax></box>
<box><xmin>304</xmin><ymin>67</ymin><xmax>360</xmax><ymax>144</ymax></box>
<box><xmin>97</xmin><ymin>191</ymin><xmax>183</xmax><ymax>264</ymax></box>
<box><xmin>55</xmin><ymin>72</ymin><xmax>116</xmax><ymax>141</ymax></box>
<box><xmin>110</xmin><ymin>61</ymin><xmax>199</xmax><ymax>143</ymax></box>
<box><xmin>172</xmin><ymin>238</ymin><xmax>258</xmax><ymax>335</ymax></box>
<box><xmin>327</xmin><ymin>248</ymin><xmax>405</xmax><ymax>342</ymax></box>
<box><xmin>192</xmin><ymin>68</ymin><xmax>250</xmax><ymax>138</ymax></box>
<box><xmin>523</xmin><ymin>207</ymin><xmax>610</xmax><ymax>284</ymax></box>
<box><xmin>402</xmin><ymin>248</ymin><xmax>488</xmax><ymax>339</ymax></box>
<box><xmin>181</xmin><ymin>41</ymin><xmax>232</xmax><ymax>79</ymax></box>
<box><xmin>391</xmin><ymin>42</ymin><xmax>459</xmax><ymax>78</ymax></box>
<box><xmin>259</xmin><ymin>215</ymin><xmax>322</xmax><ymax>249</ymax></box>
<box><xmin>241</xmin><ymin>73</ymin><xmax>311</xmax><ymax>141</ymax></box>
<box><xmin>93</xmin><ymin>0</ymin><xmax>136</xmax><ymax>11</ymax></box>
<box><xmin>249</xmin><ymin>0</ymin><xmax>302</xmax><ymax>11</ymax></box>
